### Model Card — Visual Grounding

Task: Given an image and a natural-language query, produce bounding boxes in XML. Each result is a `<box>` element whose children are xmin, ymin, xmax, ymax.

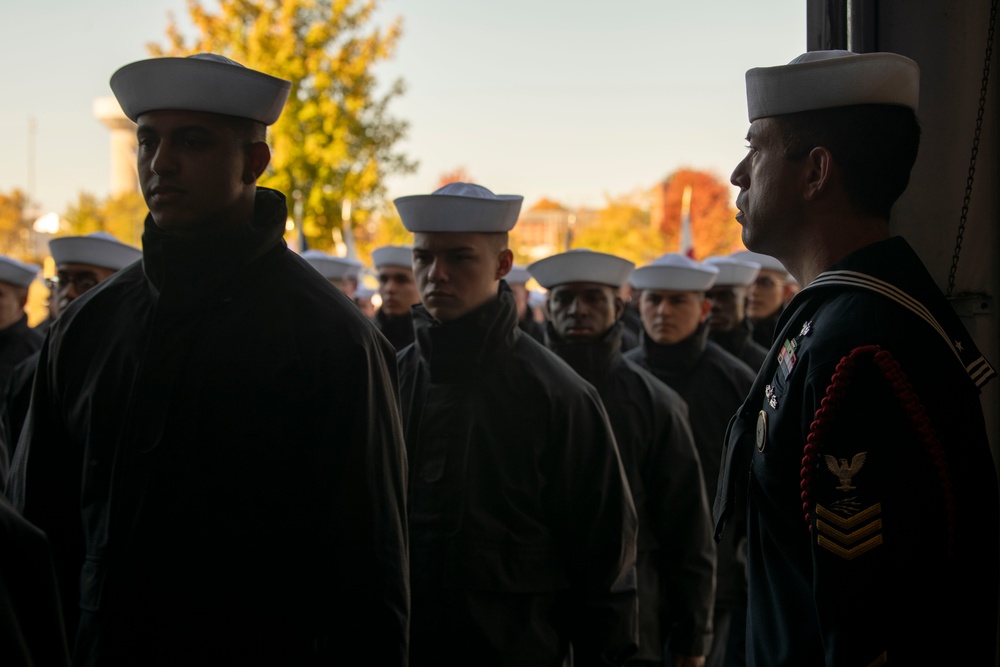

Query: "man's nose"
<box><xmin>428</xmin><ymin>258</ymin><xmax>447</xmax><ymax>283</ymax></box>
<box><xmin>731</xmin><ymin>154</ymin><xmax>749</xmax><ymax>188</ymax></box>
<box><xmin>150</xmin><ymin>143</ymin><xmax>177</xmax><ymax>176</ymax></box>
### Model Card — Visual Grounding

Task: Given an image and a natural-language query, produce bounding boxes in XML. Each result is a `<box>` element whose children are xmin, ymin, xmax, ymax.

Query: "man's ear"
<box><xmin>496</xmin><ymin>248</ymin><xmax>514</xmax><ymax>280</ymax></box>
<box><xmin>802</xmin><ymin>146</ymin><xmax>834</xmax><ymax>201</ymax></box>
<box><xmin>698</xmin><ymin>295</ymin><xmax>712</xmax><ymax>323</ymax></box>
<box><xmin>613</xmin><ymin>295</ymin><xmax>625</xmax><ymax>321</ymax></box>
<box><xmin>243</xmin><ymin>142</ymin><xmax>271</xmax><ymax>184</ymax></box>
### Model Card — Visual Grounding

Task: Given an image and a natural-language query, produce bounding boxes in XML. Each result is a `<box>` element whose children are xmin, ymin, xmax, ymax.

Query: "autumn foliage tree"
<box><xmin>652</xmin><ymin>168</ymin><xmax>742</xmax><ymax>259</ymax></box>
<box><xmin>0</xmin><ymin>189</ymin><xmax>30</xmax><ymax>257</ymax></box>
<box><xmin>436</xmin><ymin>166</ymin><xmax>473</xmax><ymax>189</ymax></box>
<box><xmin>572</xmin><ymin>199</ymin><xmax>663</xmax><ymax>266</ymax></box>
<box><xmin>149</xmin><ymin>0</ymin><xmax>416</xmax><ymax>250</ymax></box>
<box><xmin>352</xmin><ymin>202</ymin><xmax>411</xmax><ymax>266</ymax></box>
<box><xmin>62</xmin><ymin>192</ymin><xmax>147</xmax><ymax>248</ymax></box>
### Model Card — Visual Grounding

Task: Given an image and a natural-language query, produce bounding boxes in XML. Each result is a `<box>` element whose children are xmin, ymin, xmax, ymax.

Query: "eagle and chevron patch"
<box><xmin>815</xmin><ymin>502</ymin><xmax>884</xmax><ymax>559</ymax></box>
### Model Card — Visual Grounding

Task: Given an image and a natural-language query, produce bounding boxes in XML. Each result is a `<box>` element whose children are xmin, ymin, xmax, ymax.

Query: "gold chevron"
<box><xmin>816</xmin><ymin>518</ymin><xmax>883</xmax><ymax>544</ymax></box>
<box><xmin>815</xmin><ymin>502</ymin><xmax>881</xmax><ymax>528</ymax></box>
<box><xmin>817</xmin><ymin>533</ymin><xmax>883</xmax><ymax>560</ymax></box>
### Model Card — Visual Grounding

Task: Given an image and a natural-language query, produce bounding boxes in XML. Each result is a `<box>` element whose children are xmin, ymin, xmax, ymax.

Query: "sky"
<box><xmin>0</xmin><ymin>0</ymin><xmax>806</xmax><ymax>218</ymax></box>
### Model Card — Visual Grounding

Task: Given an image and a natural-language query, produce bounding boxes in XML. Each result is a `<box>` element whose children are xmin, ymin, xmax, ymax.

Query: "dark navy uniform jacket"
<box><xmin>715</xmin><ymin>236</ymin><xmax>999</xmax><ymax>666</ymax></box>
<box><xmin>398</xmin><ymin>284</ymin><xmax>638</xmax><ymax>667</ymax></box>
<box><xmin>9</xmin><ymin>189</ymin><xmax>409</xmax><ymax>666</ymax></box>
<box><xmin>626</xmin><ymin>325</ymin><xmax>756</xmax><ymax>611</ymax></box>
<box><xmin>547</xmin><ymin>321</ymin><xmax>715</xmax><ymax>660</ymax></box>
<box><xmin>710</xmin><ymin>319</ymin><xmax>768</xmax><ymax>372</ymax></box>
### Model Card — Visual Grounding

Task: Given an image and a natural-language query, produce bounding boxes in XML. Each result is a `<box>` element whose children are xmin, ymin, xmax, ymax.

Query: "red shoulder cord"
<box><xmin>800</xmin><ymin>345</ymin><xmax>954</xmax><ymax>556</ymax></box>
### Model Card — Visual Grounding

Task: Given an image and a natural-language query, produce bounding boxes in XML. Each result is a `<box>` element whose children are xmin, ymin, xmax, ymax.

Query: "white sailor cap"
<box><xmin>746</xmin><ymin>50</ymin><xmax>920</xmax><ymax>122</ymax></box>
<box><xmin>49</xmin><ymin>232</ymin><xmax>141</xmax><ymax>271</ymax></box>
<box><xmin>356</xmin><ymin>284</ymin><xmax>377</xmax><ymax>300</ymax></box>
<box><xmin>506</xmin><ymin>265</ymin><xmax>531</xmax><ymax>285</ymax></box>
<box><xmin>528</xmin><ymin>249</ymin><xmax>635</xmax><ymax>289</ymax></box>
<box><xmin>731</xmin><ymin>250</ymin><xmax>789</xmax><ymax>276</ymax></box>
<box><xmin>703</xmin><ymin>255</ymin><xmax>760</xmax><ymax>287</ymax></box>
<box><xmin>110</xmin><ymin>53</ymin><xmax>291</xmax><ymax>125</ymax></box>
<box><xmin>301</xmin><ymin>250</ymin><xmax>363</xmax><ymax>280</ymax></box>
<box><xmin>394</xmin><ymin>182</ymin><xmax>523</xmax><ymax>233</ymax></box>
<box><xmin>371</xmin><ymin>245</ymin><xmax>413</xmax><ymax>270</ymax></box>
<box><xmin>631</xmin><ymin>253</ymin><xmax>718</xmax><ymax>292</ymax></box>
<box><xmin>0</xmin><ymin>256</ymin><xmax>40</xmax><ymax>288</ymax></box>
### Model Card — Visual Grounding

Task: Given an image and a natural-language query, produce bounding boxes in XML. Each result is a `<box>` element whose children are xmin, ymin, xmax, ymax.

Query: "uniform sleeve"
<box><xmin>649</xmin><ymin>398</ymin><xmax>716</xmax><ymax>657</ymax></box>
<box><xmin>802</xmin><ymin>345</ymin><xmax>998</xmax><ymax>665</ymax></box>
<box><xmin>6</xmin><ymin>334</ymin><xmax>84</xmax><ymax>642</ymax></box>
<box><xmin>316</xmin><ymin>330</ymin><xmax>410</xmax><ymax>665</ymax></box>
<box><xmin>552</xmin><ymin>388</ymin><xmax>639</xmax><ymax>666</ymax></box>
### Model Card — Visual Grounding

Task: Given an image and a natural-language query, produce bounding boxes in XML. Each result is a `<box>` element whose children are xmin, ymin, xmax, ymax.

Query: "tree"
<box><xmin>572</xmin><ymin>199</ymin><xmax>664</xmax><ymax>266</ymax></box>
<box><xmin>437</xmin><ymin>166</ymin><xmax>473</xmax><ymax>188</ymax></box>
<box><xmin>150</xmin><ymin>0</ymin><xmax>417</xmax><ymax>251</ymax></box>
<box><xmin>0</xmin><ymin>189</ymin><xmax>30</xmax><ymax>257</ymax></box>
<box><xmin>353</xmin><ymin>202</ymin><xmax>411</xmax><ymax>266</ymax></box>
<box><xmin>652</xmin><ymin>168</ymin><xmax>742</xmax><ymax>259</ymax></box>
<box><xmin>62</xmin><ymin>192</ymin><xmax>147</xmax><ymax>248</ymax></box>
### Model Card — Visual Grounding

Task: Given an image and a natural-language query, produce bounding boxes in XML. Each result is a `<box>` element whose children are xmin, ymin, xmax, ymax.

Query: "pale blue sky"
<box><xmin>0</xmin><ymin>0</ymin><xmax>805</xmax><ymax>216</ymax></box>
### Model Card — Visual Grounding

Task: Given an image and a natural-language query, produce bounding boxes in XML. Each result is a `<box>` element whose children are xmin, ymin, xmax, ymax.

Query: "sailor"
<box><xmin>703</xmin><ymin>254</ymin><xmax>768</xmax><ymax>371</ymax></box>
<box><xmin>301</xmin><ymin>249</ymin><xmax>364</xmax><ymax>299</ymax></box>
<box><xmin>717</xmin><ymin>50</ymin><xmax>998</xmax><ymax>665</ymax></box>
<box><xmin>8</xmin><ymin>53</ymin><xmax>408</xmax><ymax>665</ymax></box>
<box><xmin>1</xmin><ymin>232</ymin><xmax>142</xmax><ymax>466</ymax></box>
<box><xmin>371</xmin><ymin>244</ymin><xmax>420</xmax><ymax>350</ymax></box>
<box><xmin>0</xmin><ymin>257</ymin><xmax>42</xmax><ymax>389</ymax></box>
<box><xmin>624</xmin><ymin>253</ymin><xmax>755</xmax><ymax>667</ymax></box>
<box><xmin>731</xmin><ymin>250</ymin><xmax>792</xmax><ymax>349</ymax></box>
<box><xmin>506</xmin><ymin>264</ymin><xmax>545</xmax><ymax>342</ymax></box>
<box><xmin>530</xmin><ymin>248</ymin><xmax>716</xmax><ymax>667</ymax></box>
<box><xmin>394</xmin><ymin>182</ymin><xmax>638</xmax><ymax>666</ymax></box>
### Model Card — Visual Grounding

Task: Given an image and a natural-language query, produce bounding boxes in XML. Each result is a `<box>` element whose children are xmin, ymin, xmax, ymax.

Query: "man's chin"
<box><xmin>426</xmin><ymin>304</ymin><xmax>465</xmax><ymax>323</ymax></box>
<box><xmin>151</xmin><ymin>213</ymin><xmax>197</xmax><ymax>233</ymax></box>
<box><xmin>563</xmin><ymin>328</ymin><xmax>598</xmax><ymax>341</ymax></box>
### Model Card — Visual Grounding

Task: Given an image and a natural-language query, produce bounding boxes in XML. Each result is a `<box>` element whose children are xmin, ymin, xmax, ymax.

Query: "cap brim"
<box><xmin>111</xmin><ymin>57</ymin><xmax>291</xmax><ymax>125</ymax></box>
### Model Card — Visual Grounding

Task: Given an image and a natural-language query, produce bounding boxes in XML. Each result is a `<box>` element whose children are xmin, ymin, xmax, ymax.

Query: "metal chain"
<box><xmin>948</xmin><ymin>0</ymin><xmax>998</xmax><ymax>297</ymax></box>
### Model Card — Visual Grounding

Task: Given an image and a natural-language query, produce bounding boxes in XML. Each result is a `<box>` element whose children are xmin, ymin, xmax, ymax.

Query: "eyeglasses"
<box><xmin>45</xmin><ymin>272</ymin><xmax>100</xmax><ymax>293</ymax></box>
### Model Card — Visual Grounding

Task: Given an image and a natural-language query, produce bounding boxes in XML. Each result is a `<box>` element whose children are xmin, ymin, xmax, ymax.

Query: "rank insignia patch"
<box><xmin>765</xmin><ymin>384</ymin><xmax>778</xmax><ymax>409</ymax></box>
<box><xmin>815</xmin><ymin>502</ymin><xmax>883</xmax><ymax>559</ymax></box>
<box><xmin>824</xmin><ymin>452</ymin><xmax>867</xmax><ymax>491</ymax></box>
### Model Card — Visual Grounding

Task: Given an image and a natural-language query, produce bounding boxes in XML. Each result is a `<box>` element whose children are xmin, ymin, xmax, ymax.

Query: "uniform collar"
<box><xmin>545</xmin><ymin>320</ymin><xmax>624</xmax><ymax>387</ymax></box>
<box><xmin>141</xmin><ymin>188</ymin><xmax>288</xmax><ymax>302</ymax></box>
<box><xmin>412</xmin><ymin>280</ymin><xmax>520</xmax><ymax>382</ymax></box>
<box><xmin>639</xmin><ymin>321</ymin><xmax>709</xmax><ymax>379</ymax></box>
<box><xmin>797</xmin><ymin>236</ymin><xmax>995</xmax><ymax>389</ymax></box>
<box><xmin>0</xmin><ymin>313</ymin><xmax>29</xmax><ymax>338</ymax></box>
